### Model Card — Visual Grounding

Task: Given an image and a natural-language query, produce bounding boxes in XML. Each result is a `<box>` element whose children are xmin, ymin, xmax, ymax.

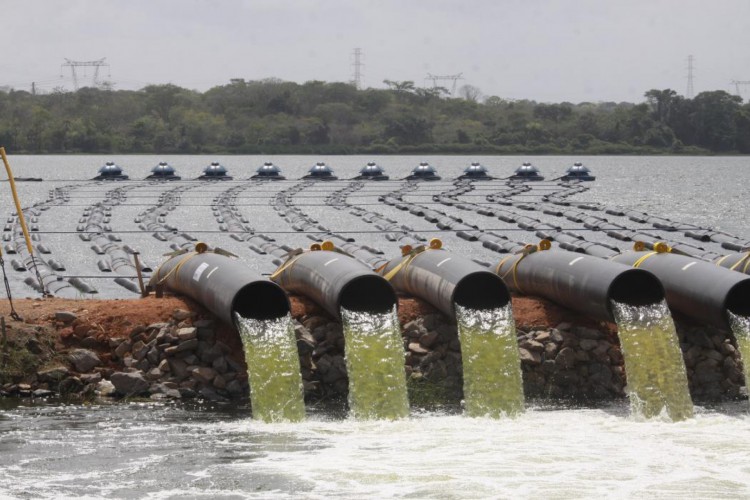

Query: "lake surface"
<box><xmin>1</xmin><ymin>155</ymin><xmax>750</xmax><ymax>498</ymax></box>
<box><xmin>1</xmin><ymin>154</ymin><xmax>748</xmax><ymax>298</ymax></box>
<box><xmin>2</xmin><ymin>399</ymin><xmax>750</xmax><ymax>499</ymax></box>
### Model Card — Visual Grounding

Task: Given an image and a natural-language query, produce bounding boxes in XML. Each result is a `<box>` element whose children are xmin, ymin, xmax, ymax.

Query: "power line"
<box><xmin>351</xmin><ymin>48</ymin><xmax>364</xmax><ymax>90</ymax></box>
<box><xmin>60</xmin><ymin>58</ymin><xmax>111</xmax><ymax>90</ymax></box>
<box><xmin>686</xmin><ymin>55</ymin><xmax>695</xmax><ymax>98</ymax></box>
<box><xmin>425</xmin><ymin>73</ymin><xmax>463</xmax><ymax>96</ymax></box>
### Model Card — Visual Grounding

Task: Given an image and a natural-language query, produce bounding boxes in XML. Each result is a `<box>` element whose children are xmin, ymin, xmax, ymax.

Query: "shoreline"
<box><xmin>1</xmin><ymin>294</ymin><xmax>744</xmax><ymax>407</ymax></box>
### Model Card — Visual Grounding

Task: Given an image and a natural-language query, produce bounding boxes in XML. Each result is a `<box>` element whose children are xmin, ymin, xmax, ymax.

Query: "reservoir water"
<box><xmin>1</xmin><ymin>155</ymin><xmax>750</xmax><ymax>497</ymax></box>
<box><xmin>2</xmin><ymin>399</ymin><xmax>750</xmax><ymax>498</ymax></box>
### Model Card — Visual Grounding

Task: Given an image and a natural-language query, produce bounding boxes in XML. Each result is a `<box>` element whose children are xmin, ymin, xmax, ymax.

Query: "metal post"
<box><xmin>133</xmin><ymin>252</ymin><xmax>147</xmax><ymax>297</ymax></box>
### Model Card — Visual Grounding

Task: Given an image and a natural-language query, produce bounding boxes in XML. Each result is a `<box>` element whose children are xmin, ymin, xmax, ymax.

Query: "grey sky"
<box><xmin>3</xmin><ymin>0</ymin><xmax>749</xmax><ymax>103</ymax></box>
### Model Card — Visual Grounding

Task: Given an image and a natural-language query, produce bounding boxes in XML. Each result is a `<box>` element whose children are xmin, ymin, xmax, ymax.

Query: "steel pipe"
<box><xmin>495</xmin><ymin>250</ymin><xmax>664</xmax><ymax>322</ymax></box>
<box><xmin>611</xmin><ymin>251</ymin><xmax>750</xmax><ymax>328</ymax></box>
<box><xmin>150</xmin><ymin>251</ymin><xmax>289</xmax><ymax>326</ymax></box>
<box><xmin>379</xmin><ymin>249</ymin><xmax>510</xmax><ymax>317</ymax></box>
<box><xmin>271</xmin><ymin>250</ymin><xmax>396</xmax><ymax>318</ymax></box>
<box><xmin>715</xmin><ymin>252</ymin><xmax>750</xmax><ymax>275</ymax></box>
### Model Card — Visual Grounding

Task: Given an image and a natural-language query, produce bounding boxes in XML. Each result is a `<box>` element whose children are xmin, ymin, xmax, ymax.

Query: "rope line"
<box><xmin>0</xmin><ymin>256</ymin><xmax>22</xmax><ymax>321</ymax></box>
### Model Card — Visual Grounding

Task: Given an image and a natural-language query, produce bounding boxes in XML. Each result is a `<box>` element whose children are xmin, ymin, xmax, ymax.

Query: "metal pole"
<box><xmin>133</xmin><ymin>252</ymin><xmax>147</xmax><ymax>297</ymax></box>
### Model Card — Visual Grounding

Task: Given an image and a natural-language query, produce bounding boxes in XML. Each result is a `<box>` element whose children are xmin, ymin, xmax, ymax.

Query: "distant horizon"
<box><xmin>2</xmin><ymin>0</ymin><xmax>749</xmax><ymax>103</ymax></box>
<box><xmin>2</xmin><ymin>76</ymin><xmax>739</xmax><ymax>106</ymax></box>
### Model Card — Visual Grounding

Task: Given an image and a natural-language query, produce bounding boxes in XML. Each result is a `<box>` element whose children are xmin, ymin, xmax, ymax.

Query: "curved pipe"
<box><xmin>612</xmin><ymin>251</ymin><xmax>750</xmax><ymax>329</ymax></box>
<box><xmin>379</xmin><ymin>249</ymin><xmax>510</xmax><ymax>317</ymax></box>
<box><xmin>715</xmin><ymin>252</ymin><xmax>750</xmax><ymax>275</ymax></box>
<box><xmin>495</xmin><ymin>250</ymin><xmax>664</xmax><ymax>322</ymax></box>
<box><xmin>271</xmin><ymin>250</ymin><xmax>396</xmax><ymax>318</ymax></box>
<box><xmin>150</xmin><ymin>252</ymin><xmax>290</xmax><ymax>326</ymax></box>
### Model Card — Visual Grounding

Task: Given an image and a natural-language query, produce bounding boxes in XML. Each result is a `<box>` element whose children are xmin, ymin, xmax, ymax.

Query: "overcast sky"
<box><xmin>2</xmin><ymin>0</ymin><xmax>749</xmax><ymax>103</ymax></box>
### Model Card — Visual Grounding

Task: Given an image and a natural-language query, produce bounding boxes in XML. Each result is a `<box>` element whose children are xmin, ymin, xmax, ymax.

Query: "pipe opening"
<box><xmin>454</xmin><ymin>272</ymin><xmax>510</xmax><ymax>310</ymax></box>
<box><xmin>725</xmin><ymin>280</ymin><xmax>750</xmax><ymax>318</ymax></box>
<box><xmin>608</xmin><ymin>269</ymin><xmax>664</xmax><ymax>307</ymax></box>
<box><xmin>339</xmin><ymin>275</ymin><xmax>396</xmax><ymax>314</ymax></box>
<box><xmin>233</xmin><ymin>281</ymin><xmax>290</xmax><ymax>321</ymax></box>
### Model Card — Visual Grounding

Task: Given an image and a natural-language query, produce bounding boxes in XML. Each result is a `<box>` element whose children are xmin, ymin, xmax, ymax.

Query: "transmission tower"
<box><xmin>686</xmin><ymin>55</ymin><xmax>695</xmax><ymax>99</ymax></box>
<box><xmin>425</xmin><ymin>73</ymin><xmax>463</xmax><ymax>96</ymax></box>
<box><xmin>61</xmin><ymin>58</ymin><xmax>110</xmax><ymax>90</ymax></box>
<box><xmin>731</xmin><ymin>80</ymin><xmax>750</xmax><ymax>100</ymax></box>
<box><xmin>351</xmin><ymin>48</ymin><xmax>364</xmax><ymax>90</ymax></box>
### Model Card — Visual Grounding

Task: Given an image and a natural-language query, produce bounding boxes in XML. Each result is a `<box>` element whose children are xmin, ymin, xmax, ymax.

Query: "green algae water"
<box><xmin>455</xmin><ymin>304</ymin><xmax>524</xmax><ymax>418</ymax></box>
<box><xmin>610</xmin><ymin>300</ymin><xmax>693</xmax><ymax>421</ymax></box>
<box><xmin>340</xmin><ymin>306</ymin><xmax>409</xmax><ymax>420</ymax></box>
<box><xmin>235</xmin><ymin>313</ymin><xmax>305</xmax><ymax>423</ymax></box>
<box><xmin>729</xmin><ymin>312</ymin><xmax>750</xmax><ymax>401</ymax></box>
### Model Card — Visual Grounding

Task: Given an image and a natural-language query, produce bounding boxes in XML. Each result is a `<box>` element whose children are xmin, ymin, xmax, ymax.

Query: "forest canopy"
<box><xmin>1</xmin><ymin>79</ymin><xmax>748</xmax><ymax>154</ymax></box>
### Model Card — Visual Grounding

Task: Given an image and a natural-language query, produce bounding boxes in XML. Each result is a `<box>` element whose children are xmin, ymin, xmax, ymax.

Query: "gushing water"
<box><xmin>728</xmin><ymin>312</ymin><xmax>750</xmax><ymax>403</ymax></box>
<box><xmin>235</xmin><ymin>313</ymin><xmax>306</xmax><ymax>423</ymax></box>
<box><xmin>455</xmin><ymin>304</ymin><xmax>524</xmax><ymax>417</ymax></box>
<box><xmin>610</xmin><ymin>300</ymin><xmax>693</xmax><ymax>421</ymax></box>
<box><xmin>340</xmin><ymin>306</ymin><xmax>410</xmax><ymax>420</ymax></box>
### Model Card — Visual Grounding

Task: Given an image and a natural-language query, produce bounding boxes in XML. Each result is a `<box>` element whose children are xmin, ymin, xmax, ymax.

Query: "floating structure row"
<box><xmin>92</xmin><ymin>161</ymin><xmax>596</xmax><ymax>182</ymax></box>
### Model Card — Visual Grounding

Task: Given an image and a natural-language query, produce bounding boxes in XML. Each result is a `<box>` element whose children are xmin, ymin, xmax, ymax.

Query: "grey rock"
<box><xmin>198</xmin><ymin>386</ymin><xmax>225</xmax><ymax>402</ymax></box>
<box><xmin>720</xmin><ymin>342</ymin><xmax>737</xmax><ymax>356</ymax></box>
<box><xmin>147</xmin><ymin>346</ymin><xmax>160</xmax><ymax>365</ymax></box>
<box><xmin>55</xmin><ymin>311</ymin><xmax>77</xmax><ymax>323</ymax></box>
<box><xmin>80</xmin><ymin>337</ymin><xmax>100</xmax><ymax>349</ymax></box>
<box><xmin>109</xmin><ymin>337</ymin><xmax>126</xmax><ymax>348</ymax></box>
<box><xmin>131</xmin><ymin>340</ymin><xmax>148</xmax><ymax>361</ymax></box>
<box><xmin>177</xmin><ymin>327</ymin><xmax>197</xmax><ymax>341</ymax></box>
<box><xmin>181</xmin><ymin>354</ymin><xmax>200</xmax><ymax>366</ymax></box>
<box><xmin>422</xmin><ymin>314</ymin><xmax>442</xmax><ymax>332</ymax></box>
<box><xmin>534</xmin><ymin>330</ymin><xmax>551</xmax><ymax>343</ymax></box>
<box><xmin>555</xmin><ymin>347</ymin><xmax>577</xmax><ymax>370</ymax></box>
<box><xmin>165</xmin><ymin>338</ymin><xmax>198</xmax><ymax>356</ymax></box>
<box><xmin>212</xmin><ymin>356</ymin><xmax>228</xmax><ymax>374</ymax></box>
<box><xmin>158</xmin><ymin>358</ymin><xmax>171</xmax><ymax>373</ymax></box>
<box><xmin>419</xmin><ymin>331</ymin><xmax>440</xmax><ymax>348</ymax></box>
<box><xmin>135</xmin><ymin>358</ymin><xmax>151</xmax><ymax>372</ymax></box>
<box><xmin>80</xmin><ymin>372</ymin><xmax>102</xmax><ymax>384</ymax></box>
<box><xmin>408</xmin><ymin>342</ymin><xmax>429</xmax><ymax>355</ymax></box>
<box><xmin>150</xmin><ymin>383</ymin><xmax>181</xmax><ymax>398</ymax></box>
<box><xmin>129</xmin><ymin>325</ymin><xmax>147</xmax><ymax>339</ymax></box>
<box><xmin>168</xmin><ymin>358</ymin><xmax>189</xmax><ymax>379</ymax></box>
<box><xmin>520</xmin><ymin>339</ymin><xmax>545</xmax><ymax>352</ymax></box>
<box><xmin>110</xmin><ymin>371</ymin><xmax>150</xmax><ymax>395</ymax></box>
<box><xmin>114</xmin><ymin>340</ymin><xmax>132</xmax><ymax>359</ymax></box>
<box><xmin>703</xmin><ymin>349</ymin><xmax>724</xmax><ymax>362</ymax></box>
<box><xmin>579</xmin><ymin>339</ymin><xmax>599</xmax><ymax>351</ymax></box>
<box><xmin>59</xmin><ymin>376</ymin><xmax>84</xmax><ymax>394</ymax></box>
<box><xmin>518</xmin><ymin>347</ymin><xmax>542</xmax><ymax>365</ymax></box>
<box><xmin>226</xmin><ymin>379</ymin><xmax>244</xmax><ymax>395</ymax></box>
<box><xmin>191</xmin><ymin>366</ymin><xmax>217</xmax><ymax>384</ymax></box>
<box><xmin>550</xmin><ymin>329</ymin><xmax>564</xmax><ymax>344</ymax></box>
<box><xmin>68</xmin><ymin>349</ymin><xmax>101</xmax><ymax>373</ymax></box>
<box><xmin>178</xmin><ymin>388</ymin><xmax>197</xmax><ymax>399</ymax></box>
<box><xmin>32</xmin><ymin>389</ymin><xmax>55</xmax><ymax>398</ymax></box>
<box><xmin>213</xmin><ymin>374</ymin><xmax>227</xmax><ymax>390</ymax></box>
<box><xmin>172</xmin><ymin>309</ymin><xmax>194</xmax><ymax>321</ymax></box>
<box><xmin>544</xmin><ymin>342</ymin><xmax>559</xmax><ymax>359</ymax></box>
<box><xmin>572</xmin><ymin>326</ymin><xmax>602</xmax><ymax>340</ymax></box>
<box><xmin>37</xmin><ymin>366</ymin><xmax>70</xmax><ymax>383</ymax></box>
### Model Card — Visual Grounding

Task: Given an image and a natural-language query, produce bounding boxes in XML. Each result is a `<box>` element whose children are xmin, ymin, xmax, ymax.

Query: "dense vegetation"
<box><xmin>1</xmin><ymin>79</ymin><xmax>748</xmax><ymax>154</ymax></box>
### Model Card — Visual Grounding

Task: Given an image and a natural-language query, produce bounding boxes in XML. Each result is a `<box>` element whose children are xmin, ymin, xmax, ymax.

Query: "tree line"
<box><xmin>0</xmin><ymin>79</ymin><xmax>748</xmax><ymax>155</ymax></box>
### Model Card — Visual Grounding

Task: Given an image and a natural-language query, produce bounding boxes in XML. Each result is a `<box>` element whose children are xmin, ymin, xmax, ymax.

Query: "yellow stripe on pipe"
<box><xmin>633</xmin><ymin>252</ymin><xmax>658</xmax><ymax>268</ymax></box>
<box><xmin>0</xmin><ymin>147</ymin><xmax>34</xmax><ymax>255</ymax></box>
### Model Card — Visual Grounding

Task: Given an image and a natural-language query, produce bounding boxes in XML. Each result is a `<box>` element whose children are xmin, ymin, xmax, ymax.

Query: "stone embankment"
<box><xmin>0</xmin><ymin>296</ymin><xmax>745</xmax><ymax>404</ymax></box>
